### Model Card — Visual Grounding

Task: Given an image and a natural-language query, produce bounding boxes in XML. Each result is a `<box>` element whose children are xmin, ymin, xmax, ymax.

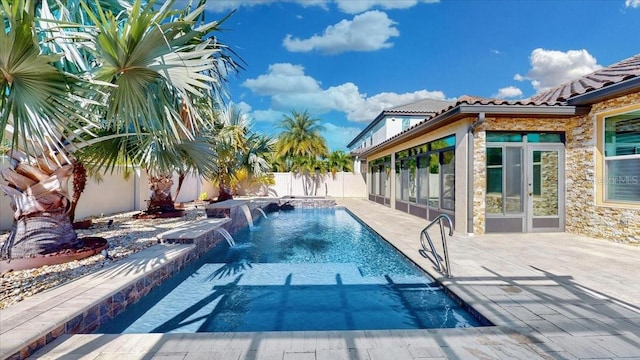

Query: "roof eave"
<box><xmin>357</xmin><ymin>104</ymin><xmax>588</xmax><ymax>158</ymax></box>
<box><xmin>567</xmin><ymin>77</ymin><xmax>640</xmax><ymax>106</ymax></box>
<box><xmin>458</xmin><ymin>104</ymin><xmax>588</xmax><ymax>116</ymax></box>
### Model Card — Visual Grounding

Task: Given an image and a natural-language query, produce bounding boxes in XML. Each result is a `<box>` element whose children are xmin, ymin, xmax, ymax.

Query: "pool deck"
<box><xmin>3</xmin><ymin>198</ymin><xmax>640</xmax><ymax>359</ymax></box>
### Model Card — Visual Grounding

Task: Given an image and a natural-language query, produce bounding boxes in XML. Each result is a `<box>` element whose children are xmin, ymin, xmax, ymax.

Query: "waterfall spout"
<box><xmin>255</xmin><ymin>208</ymin><xmax>268</xmax><ymax>219</ymax></box>
<box><xmin>216</xmin><ymin>228</ymin><xmax>236</xmax><ymax>247</ymax></box>
<box><xmin>240</xmin><ymin>203</ymin><xmax>255</xmax><ymax>230</ymax></box>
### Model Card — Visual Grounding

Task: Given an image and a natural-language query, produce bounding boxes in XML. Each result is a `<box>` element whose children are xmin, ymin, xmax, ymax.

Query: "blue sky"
<box><xmin>195</xmin><ymin>0</ymin><xmax>640</xmax><ymax>151</ymax></box>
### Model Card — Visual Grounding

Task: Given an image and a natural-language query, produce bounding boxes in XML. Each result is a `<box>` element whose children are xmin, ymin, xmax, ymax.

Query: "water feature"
<box><xmin>215</xmin><ymin>228</ymin><xmax>236</xmax><ymax>247</ymax></box>
<box><xmin>239</xmin><ymin>203</ymin><xmax>254</xmax><ymax>230</ymax></box>
<box><xmin>98</xmin><ymin>208</ymin><xmax>489</xmax><ymax>333</ymax></box>
<box><xmin>255</xmin><ymin>207</ymin><xmax>268</xmax><ymax>219</ymax></box>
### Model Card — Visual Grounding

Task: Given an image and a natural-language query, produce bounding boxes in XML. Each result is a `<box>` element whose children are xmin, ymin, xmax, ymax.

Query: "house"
<box><xmin>347</xmin><ymin>98</ymin><xmax>454</xmax><ymax>174</ymax></box>
<box><xmin>349</xmin><ymin>53</ymin><xmax>640</xmax><ymax>243</ymax></box>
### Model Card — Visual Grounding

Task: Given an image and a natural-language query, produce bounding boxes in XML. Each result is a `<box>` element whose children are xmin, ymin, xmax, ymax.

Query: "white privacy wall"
<box><xmin>0</xmin><ymin>164</ymin><xmax>366</xmax><ymax>230</ymax></box>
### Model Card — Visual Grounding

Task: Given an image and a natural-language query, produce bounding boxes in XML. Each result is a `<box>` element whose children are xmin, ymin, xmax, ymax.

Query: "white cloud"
<box><xmin>493</xmin><ymin>86</ymin><xmax>523</xmax><ymax>99</ymax></box>
<box><xmin>242</xmin><ymin>63</ymin><xmax>322</xmax><ymax>96</ymax></box>
<box><xmin>252</xmin><ymin>109</ymin><xmax>286</xmax><ymax>123</ymax></box>
<box><xmin>236</xmin><ymin>101</ymin><xmax>253</xmax><ymax>115</ymax></box>
<box><xmin>515</xmin><ymin>48</ymin><xmax>602</xmax><ymax>92</ymax></box>
<box><xmin>335</xmin><ymin>0</ymin><xmax>439</xmax><ymax>14</ymax></box>
<box><xmin>626</xmin><ymin>0</ymin><xmax>640</xmax><ymax>8</ymax></box>
<box><xmin>283</xmin><ymin>11</ymin><xmax>399</xmax><ymax>54</ymax></box>
<box><xmin>242</xmin><ymin>62</ymin><xmax>448</xmax><ymax>123</ymax></box>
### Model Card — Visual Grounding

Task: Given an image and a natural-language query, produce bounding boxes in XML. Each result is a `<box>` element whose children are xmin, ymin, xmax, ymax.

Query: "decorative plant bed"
<box><xmin>0</xmin><ymin>237</ymin><xmax>109</xmax><ymax>275</ymax></box>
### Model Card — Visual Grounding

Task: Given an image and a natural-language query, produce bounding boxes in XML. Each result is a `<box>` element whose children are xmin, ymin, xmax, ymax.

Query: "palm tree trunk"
<box><xmin>0</xmin><ymin>152</ymin><xmax>82</xmax><ymax>259</ymax></box>
<box><xmin>68</xmin><ymin>161</ymin><xmax>87</xmax><ymax>223</ymax></box>
<box><xmin>217</xmin><ymin>182</ymin><xmax>233</xmax><ymax>202</ymax></box>
<box><xmin>147</xmin><ymin>175</ymin><xmax>176</xmax><ymax>213</ymax></box>
<box><xmin>173</xmin><ymin>170</ymin><xmax>186</xmax><ymax>202</ymax></box>
<box><xmin>2</xmin><ymin>210</ymin><xmax>79</xmax><ymax>259</ymax></box>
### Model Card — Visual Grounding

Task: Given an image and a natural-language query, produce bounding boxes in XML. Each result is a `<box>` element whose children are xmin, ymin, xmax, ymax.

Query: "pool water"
<box><xmin>98</xmin><ymin>208</ymin><xmax>486</xmax><ymax>333</ymax></box>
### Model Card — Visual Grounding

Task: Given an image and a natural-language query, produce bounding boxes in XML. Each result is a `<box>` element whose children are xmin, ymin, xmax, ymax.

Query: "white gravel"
<box><xmin>0</xmin><ymin>204</ymin><xmax>208</xmax><ymax>309</ymax></box>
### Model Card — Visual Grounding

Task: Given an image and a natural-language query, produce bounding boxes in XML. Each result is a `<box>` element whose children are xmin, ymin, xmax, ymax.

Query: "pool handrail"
<box><xmin>419</xmin><ymin>214</ymin><xmax>454</xmax><ymax>278</ymax></box>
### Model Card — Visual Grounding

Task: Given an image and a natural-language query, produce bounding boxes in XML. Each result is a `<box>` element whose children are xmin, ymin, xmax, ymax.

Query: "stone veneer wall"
<box><xmin>566</xmin><ymin>93</ymin><xmax>640</xmax><ymax>244</ymax></box>
<box><xmin>472</xmin><ymin>116</ymin><xmax>575</xmax><ymax>235</ymax></box>
<box><xmin>472</xmin><ymin>129</ymin><xmax>487</xmax><ymax>235</ymax></box>
<box><xmin>471</xmin><ymin>96</ymin><xmax>640</xmax><ymax>244</ymax></box>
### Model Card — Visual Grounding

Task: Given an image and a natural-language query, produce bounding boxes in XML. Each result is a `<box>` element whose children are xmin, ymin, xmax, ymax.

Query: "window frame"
<box><xmin>596</xmin><ymin>104</ymin><xmax>640</xmax><ymax>208</ymax></box>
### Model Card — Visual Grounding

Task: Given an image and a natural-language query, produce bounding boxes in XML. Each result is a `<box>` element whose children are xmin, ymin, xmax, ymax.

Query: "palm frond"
<box><xmin>0</xmin><ymin>1</ymin><xmax>100</xmax><ymax>158</ymax></box>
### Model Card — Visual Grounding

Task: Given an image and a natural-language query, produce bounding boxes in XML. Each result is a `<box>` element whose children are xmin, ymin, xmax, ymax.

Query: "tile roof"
<box><xmin>385</xmin><ymin>98</ymin><xmax>455</xmax><ymax>113</ymax></box>
<box><xmin>352</xmin><ymin>53</ymin><xmax>640</xmax><ymax>157</ymax></box>
<box><xmin>531</xmin><ymin>53</ymin><xmax>640</xmax><ymax>103</ymax></box>
<box><xmin>356</xmin><ymin>94</ymin><xmax>583</xmax><ymax>157</ymax></box>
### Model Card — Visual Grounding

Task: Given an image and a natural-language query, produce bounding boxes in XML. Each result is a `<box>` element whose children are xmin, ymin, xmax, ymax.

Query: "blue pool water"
<box><xmin>98</xmin><ymin>208</ymin><xmax>487</xmax><ymax>333</ymax></box>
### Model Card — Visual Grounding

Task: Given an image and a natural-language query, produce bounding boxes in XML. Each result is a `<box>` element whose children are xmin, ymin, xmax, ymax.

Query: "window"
<box><xmin>428</xmin><ymin>153</ymin><xmax>440</xmax><ymax>208</ymax></box>
<box><xmin>370</xmin><ymin>166</ymin><xmax>378</xmax><ymax>195</ymax></box>
<box><xmin>401</xmin><ymin>159</ymin><xmax>410</xmax><ymax>201</ymax></box>
<box><xmin>417</xmin><ymin>157</ymin><xmax>429</xmax><ymax>205</ymax></box>
<box><xmin>395</xmin><ymin>135</ymin><xmax>455</xmax><ymax>211</ymax></box>
<box><xmin>603</xmin><ymin>111</ymin><xmax>640</xmax><ymax>202</ymax></box>
<box><xmin>402</xmin><ymin>118</ymin><xmax>410</xmax><ymax>131</ymax></box>
<box><xmin>486</xmin><ymin>146</ymin><xmax>523</xmax><ymax>214</ymax></box>
<box><xmin>369</xmin><ymin>157</ymin><xmax>391</xmax><ymax>197</ymax></box>
<box><xmin>441</xmin><ymin>150</ymin><xmax>455</xmax><ymax>210</ymax></box>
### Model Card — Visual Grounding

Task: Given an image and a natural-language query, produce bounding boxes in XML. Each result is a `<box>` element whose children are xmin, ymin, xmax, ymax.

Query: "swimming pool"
<box><xmin>98</xmin><ymin>208</ymin><xmax>487</xmax><ymax>333</ymax></box>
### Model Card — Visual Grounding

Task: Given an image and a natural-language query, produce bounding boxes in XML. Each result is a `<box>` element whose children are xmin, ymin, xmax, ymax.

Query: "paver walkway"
<box><xmin>6</xmin><ymin>198</ymin><xmax>640</xmax><ymax>359</ymax></box>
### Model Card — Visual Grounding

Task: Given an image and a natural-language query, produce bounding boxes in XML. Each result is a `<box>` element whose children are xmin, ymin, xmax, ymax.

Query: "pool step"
<box><xmin>201</xmin><ymin>262</ymin><xmax>435</xmax><ymax>287</ymax></box>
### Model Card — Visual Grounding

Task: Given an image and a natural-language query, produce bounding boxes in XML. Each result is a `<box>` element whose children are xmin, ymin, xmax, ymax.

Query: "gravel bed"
<box><xmin>0</xmin><ymin>204</ymin><xmax>208</xmax><ymax>310</ymax></box>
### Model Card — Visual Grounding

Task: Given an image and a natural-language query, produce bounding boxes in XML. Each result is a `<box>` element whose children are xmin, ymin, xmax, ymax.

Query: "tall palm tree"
<box><xmin>0</xmin><ymin>0</ymin><xmax>240</xmax><ymax>259</ymax></box>
<box><xmin>275</xmin><ymin>110</ymin><xmax>328</xmax><ymax>196</ymax></box>
<box><xmin>275</xmin><ymin>110</ymin><xmax>329</xmax><ymax>160</ymax></box>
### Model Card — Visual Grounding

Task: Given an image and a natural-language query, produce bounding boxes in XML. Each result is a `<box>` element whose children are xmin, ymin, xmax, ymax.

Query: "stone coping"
<box><xmin>157</xmin><ymin>218</ymin><xmax>230</xmax><ymax>243</ymax></box>
<box><xmin>204</xmin><ymin>199</ymin><xmax>249</xmax><ymax>209</ymax></box>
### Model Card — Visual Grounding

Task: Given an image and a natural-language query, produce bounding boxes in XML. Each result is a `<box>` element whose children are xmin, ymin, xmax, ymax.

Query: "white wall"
<box><xmin>264</xmin><ymin>172</ymin><xmax>366</xmax><ymax>198</ymax></box>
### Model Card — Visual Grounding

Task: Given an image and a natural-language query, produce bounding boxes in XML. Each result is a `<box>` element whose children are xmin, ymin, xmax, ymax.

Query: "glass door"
<box><xmin>527</xmin><ymin>146</ymin><xmax>565</xmax><ymax>232</ymax></box>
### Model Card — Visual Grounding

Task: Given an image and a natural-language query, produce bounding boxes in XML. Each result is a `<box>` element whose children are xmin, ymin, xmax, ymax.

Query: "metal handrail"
<box><xmin>419</xmin><ymin>214</ymin><xmax>454</xmax><ymax>278</ymax></box>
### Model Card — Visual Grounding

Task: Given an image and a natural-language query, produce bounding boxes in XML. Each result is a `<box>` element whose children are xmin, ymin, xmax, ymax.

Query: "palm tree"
<box><xmin>0</xmin><ymin>0</ymin><xmax>240</xmax><ymax>259</ymax></box>
<box><xmin>212</xmin><ymin>104</ymin><xmax>273</xmax><ymax>201</ymax></box>
<box><xmin>274</xmin><ymin>110</ymin><xmax>329</xmax><ymax>196</ymax></box>
<box><xmin>275</xmin><ymin>110</ymin><xmax>329</xmax><ymax>160</ymax></box>
<box><xmin>77</xmin><ymin>125</ymin><xmax>219</xmax><ymax>214</ymax></box>
<box><xmin>290</xmin><ymin>155</ymin><xmax>327</xmax><ymax>196</ymax></box>
<box><xmin>325</xmin><ymin>150</ymin><xmax>353</xmax><ymax>178</ymax></box>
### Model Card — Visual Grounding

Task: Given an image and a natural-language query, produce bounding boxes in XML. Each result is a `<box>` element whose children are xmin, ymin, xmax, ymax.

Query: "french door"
<box><xmin>485</xmin><ymin>144</ymin><xmax>564</xmax><ymax>232</ymax></box>
<box><xmin>527</xmin><ymin>145</ymin><xmax>564</xmax><ymax>232</ymax></box>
